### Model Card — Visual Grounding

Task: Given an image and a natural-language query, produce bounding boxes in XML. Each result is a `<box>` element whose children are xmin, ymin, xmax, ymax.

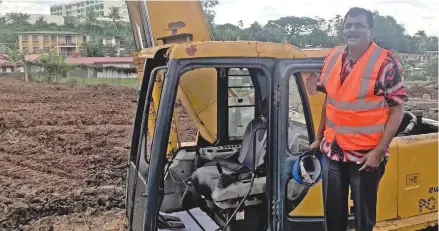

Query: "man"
<box><xmin>307</xmin><ymin>7</ymin><xmax>409</xmax><ymax>231</ymax></box>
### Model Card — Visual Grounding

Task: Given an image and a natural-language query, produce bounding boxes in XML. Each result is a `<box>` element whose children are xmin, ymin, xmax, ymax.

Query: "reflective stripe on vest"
<box><xmin>321</xmin><ymin>45</ymin><xmax>346</xmax><ymax>86</ymax></box>
<box><xmin>325</xmin><ymin>46</ymin><xmax>387</xmax><ymax>110</ymax></box>
<box><xmin>322</xmin><ymin>43</ymin><xmax>389</xmax><ymax>150</ymax></box>
<box><xmin>326</xmin><ymin>118</ymin><xmax>384</xmax><ymax>134</ymax></box>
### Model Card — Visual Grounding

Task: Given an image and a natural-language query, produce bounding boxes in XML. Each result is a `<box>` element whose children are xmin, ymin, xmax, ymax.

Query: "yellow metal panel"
<box><xmin>396</xmin><ymin>133</ymin><xmax>438</xmax><ymax>218</ymax></box>
<box><xmin>138</xmin><ymin>45</ymin><xmax>173</xmax><ymax>59</ymax></box>
<box><xmin>145</xmin><ymin>1</ymin><xmax>212</xmax><ymax>44</ymax></box>
<box><xmin>289</xmin><ymin>181</ymin><xmax>324</xmax><ymax>216</ymax></box>
<box><xmin>178</xmin><ymin>68</ymin><xmax>217</xmax><ymax>143</ymax></box>
<box><xmin>372</xmin><ymin>211</ymin><xmax>438</xmax><ymax>231</ymax></box>
<box><xmin>290</xmin><ymin>141</ymin><xmax>399</xmax><ymax>219</ymax></box>
<box><xmin>148</xmin><ymin>70</ymin><xmax>181</xmax><ymax>159</ymax></box>
<box><xmin>376</xmin><ymin>142</ymin><xmax>399</xmax><ymax>221</ymax></box>
<box><xmin>168</xmin><ymin>41</ymin><xmax>306</xmax><ymax>59</ymax></box>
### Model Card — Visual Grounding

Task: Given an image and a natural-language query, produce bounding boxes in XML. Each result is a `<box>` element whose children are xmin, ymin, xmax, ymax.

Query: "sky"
<box><xmin>0</xmin><ymin>0</ymin><xmax>438</xmax><ymax>36</ymax></box>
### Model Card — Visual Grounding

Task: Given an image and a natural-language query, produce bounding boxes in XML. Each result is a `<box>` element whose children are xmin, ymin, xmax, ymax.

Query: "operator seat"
<box><xmin>191</xmin><ymin>98</ymin><xmax>268</xmax><ymax>209</ymax></box>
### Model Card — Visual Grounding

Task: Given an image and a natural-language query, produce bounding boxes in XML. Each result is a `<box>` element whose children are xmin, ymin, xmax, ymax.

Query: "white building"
<box><xmin>50</xmin><ymin>0</ymin><xmax>128</xmax><ymax>22</ymax></box>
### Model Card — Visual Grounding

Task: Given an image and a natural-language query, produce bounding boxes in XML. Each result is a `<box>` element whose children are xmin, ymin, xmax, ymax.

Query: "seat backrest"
<box><xmin>238</xmin><ymin>98</ymin><xmax>268</xmax><ymax>169</ymax></box>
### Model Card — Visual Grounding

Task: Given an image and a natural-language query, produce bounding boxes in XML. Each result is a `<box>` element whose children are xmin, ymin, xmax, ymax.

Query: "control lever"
<box><xmin>216</xmin><ymin>161</ymin><xmax>223</xmax><ymax>174</ymax></box>
<box><xmin>216</xmin><ymin>161</ymin><xmax>236</xmax><ymax>189</ymax></box>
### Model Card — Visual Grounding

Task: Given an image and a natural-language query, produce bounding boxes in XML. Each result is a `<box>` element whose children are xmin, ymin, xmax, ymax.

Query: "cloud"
<box><xmin>214</xmin><ymin>0</ymin><xmax>439</xmax><ymax>36</ymax></box>
<box><xmin>0</xmin><ymin>0</ymin><xmax>437</xmax><ymax>36</ymax></box>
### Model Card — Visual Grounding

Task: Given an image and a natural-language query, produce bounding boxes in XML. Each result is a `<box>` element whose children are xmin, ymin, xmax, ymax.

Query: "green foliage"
<box><xmin>210</xmin><ymin>10</ymin><xmax>436</xmax><ymax>54</ymax></box>
<box><xmin>79</xmin><ymin>39</ymin><xmax>119</xmax><ymax>57</ymax></box>
<box><xmin>425</xmin><ymin>56</ymin><xmax>438</xmax><ymax>79</ymax></box>
<box><xmin>202</xmin><ymin>0</ymin><xmax>219</xmax><ymax>26</ymax></box>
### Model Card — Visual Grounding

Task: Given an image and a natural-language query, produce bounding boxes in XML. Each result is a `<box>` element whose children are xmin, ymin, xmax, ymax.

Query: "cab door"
<box><xmin>271</xmin><ymin>58</ymin><xmax>356</xmax><ymax>230</ymax></box>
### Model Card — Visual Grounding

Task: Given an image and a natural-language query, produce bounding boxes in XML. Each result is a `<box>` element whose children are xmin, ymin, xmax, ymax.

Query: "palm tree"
<box><xmin>6</xmin><ymin>13</ymin><xmax>30</xmax><ymax>25</ymax></box>
<box><xmin>2</xmin><ymin>47</ymin><xmax>28</xmax><ymax>81</ymax></box>
<box><xmin>107</xmin><ymin>7</ymin><xmax>121</xmax><ymax>24</ymax></box>
<box><xmin>85</xmin><ymin>9</ymin><xmax>98</xmax><ymax>22</ymax></box>
<box><xmin>81</xmin><ymin>9</ymin><xmax>103</xmax><ymax>34</ymax></box>
<box><xmin>35</xmin><ymin>16</ymin><xmax>47</xmax><ymax>26</ymax></box>
<box><xmin>415</xmin><ymin>30</ymin><xmax>428</xmax><ymax>53</ymax></box>
<box><xmin>237</xmin><ymin>20</ymin><xmax>243</xmax><ymax>29</ymax></box>
<box><xmin>415</xmin><ymin>30</ymin><xmax>427</xmax><ymax>38</ymax></box>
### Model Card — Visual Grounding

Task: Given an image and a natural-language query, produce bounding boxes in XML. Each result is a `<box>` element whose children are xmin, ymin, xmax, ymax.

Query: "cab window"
<box><xmin>227</xmin><ymin>68</ymin><xmax>255</xmax><ymax>140</ymax></box>
<box><xmin>287</xmin><ymin>72</ymin><xmax>319</xmax><ymax>153</ymax></box>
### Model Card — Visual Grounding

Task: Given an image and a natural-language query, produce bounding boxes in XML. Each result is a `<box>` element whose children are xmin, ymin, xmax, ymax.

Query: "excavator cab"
<box><xmin>125</xmin><ymin>41</ymin><xmax>327</xmax><ymax>231</ymax></box>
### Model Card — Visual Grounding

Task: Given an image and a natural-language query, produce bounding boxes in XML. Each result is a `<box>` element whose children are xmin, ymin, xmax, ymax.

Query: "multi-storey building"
<box><xmin>50</xmin><ymin>0</ymin><xmax>128</xmax><ymax>22</ymax></box>
<box><xmin>17</xmin><ymin>31</ymin><xmax>85</xmax><ymax>58</ymax></box>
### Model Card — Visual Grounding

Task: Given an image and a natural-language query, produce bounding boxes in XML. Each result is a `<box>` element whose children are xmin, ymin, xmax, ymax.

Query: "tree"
<box><xmin>35</xmin><ymin>16</ymin><xmax>47</xmax><ymax>26</ymax></box>
<box><xmin>265</xmin><ymin>16</ymin><xmax>319</xmax><ymax>39</ymax></box>
<box><xmin>238</xmin><ymin>20</ymin><xmax>244</xmax><ymax>29</ymax></box>
<box><xmin>2</xmin><ymin>47</ymin><xmax>28</xmax><ymax>81</ymax></box>
<box><xmin>202</xmin><ymin>0</ymin><xmax>219</xmax><ymax>26</ymax></box>
<box><xmin>373</xmin><ymin>13</ymin><xmax>406</xmax><ymax>51</ymax></box>
<box><xmin>425</xmin><ymin>36</ymin><xmax>438</xmax><ymax>51</ymax></box>
<box><xmin>107</xmin><ymin>7</ymin><xmax>122</xmax><ymax>24</ymax></box>
<box><xmin>328</xmin><ymin>14</ymin><xmax>343</xmax><ymax>38</ymax></box>
<box><xmin>85</xmin><ymin>9</ymin><xmax>98</xmax><ymax>22</ymax></box>
<box><xmin>425</xmin><ymin>56</ymin><xmax>438</xmax><ymax>81</ymax></box>
<box><xmin>5</xmin><ymin>13</ymin><xmax>30</xmax><ymax>25</ymax></box>
<box><xmin>64</xmin><ymin>16</ymin><xmax>78</xmax><ymax>28</ymax></box>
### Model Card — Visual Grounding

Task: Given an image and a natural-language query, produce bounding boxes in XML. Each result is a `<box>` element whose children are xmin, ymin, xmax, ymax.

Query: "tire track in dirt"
<box><xmin>0</xmin><ymin>78</ymin><xmax>136</xmax><ymax>230</ymax></box>
<box><xmin>0</xmin><ymin>77</ymin><xmax>198</xmax><ymax>230</ymax></box>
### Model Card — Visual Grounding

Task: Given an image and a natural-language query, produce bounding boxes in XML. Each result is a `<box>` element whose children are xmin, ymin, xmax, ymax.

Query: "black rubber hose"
<box><xmin>397</xmin><ymin>111</ymin><xmax>417</xmax><ymax>137</ymax></box>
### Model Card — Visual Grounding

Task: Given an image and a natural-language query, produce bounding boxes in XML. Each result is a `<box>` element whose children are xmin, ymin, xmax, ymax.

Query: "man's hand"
<box><xmin>305</xmin><ymin>72</ymin><xmax>320</xmax><ymax>95</ymax></box>
<box><xmin>357</xmin><ymin>148</ymin><xmax>385</xmax><ymax>172</ymax></box>
<box><xmin>309</xmin><ymin>138</ymin><xmax>322</xmax><ymax>150</ymax></box>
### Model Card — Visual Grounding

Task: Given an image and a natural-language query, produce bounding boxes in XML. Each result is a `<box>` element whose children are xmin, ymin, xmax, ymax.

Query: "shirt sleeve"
<box><xmin>375</xmin><ymin>54</ymin><xmax>409</xmax><ymax>107</ymax></box>
<box><xmin>315</xmin><ymin>57</ymin><xmax>329</xmax><ymax>94</ymax></box>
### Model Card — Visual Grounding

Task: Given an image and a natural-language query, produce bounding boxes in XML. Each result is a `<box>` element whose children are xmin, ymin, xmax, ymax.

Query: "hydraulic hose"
<box><xmin>397</xmin><ymin>111</ymin><xmax>417</xmax><ymax>137</ymax></box>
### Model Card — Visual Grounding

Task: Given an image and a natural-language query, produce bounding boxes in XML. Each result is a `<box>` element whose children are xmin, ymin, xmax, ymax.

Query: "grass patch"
<box><xmin>58</xmin><ymin>77</ymin><xmax>139</xmax><ymax>86</ymax></box>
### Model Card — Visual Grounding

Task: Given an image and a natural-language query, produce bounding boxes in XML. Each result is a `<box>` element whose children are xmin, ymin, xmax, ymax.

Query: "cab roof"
<box><xmin>138</xmin><ymin>41</ymin><xmax>310</xmax><ymax>60</ymax></box>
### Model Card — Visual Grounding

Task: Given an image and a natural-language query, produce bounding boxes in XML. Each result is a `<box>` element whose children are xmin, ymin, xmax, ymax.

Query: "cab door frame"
<box><xmin>272</xmin><ymin>58</ymin><xmax>330</xmax><ymax>230</ymax></box>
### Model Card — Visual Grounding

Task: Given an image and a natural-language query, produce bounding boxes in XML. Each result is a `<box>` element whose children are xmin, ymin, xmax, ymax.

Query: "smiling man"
<box><xmin>307</xmin><ymin>7</ymin><xmax>409</xmax><ymax>231</ymax></box>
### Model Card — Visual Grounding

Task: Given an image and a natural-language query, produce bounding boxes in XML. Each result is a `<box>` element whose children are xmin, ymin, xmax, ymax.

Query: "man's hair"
<box><xmin>344</xmin><ymin>7</ymin><xmax>374</xmax><ymax>29</ymax></box>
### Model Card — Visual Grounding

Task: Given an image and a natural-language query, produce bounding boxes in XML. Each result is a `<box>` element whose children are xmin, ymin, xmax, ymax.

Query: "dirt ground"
<box><xmin>0</xmin><ymin>77</ymin><xmax>436</xmax><ymax>231</ymax></box>
<box><xmin>0</xmin><ymin>77</ymin><xmax>197</xmax><ymax>231</ymax></box>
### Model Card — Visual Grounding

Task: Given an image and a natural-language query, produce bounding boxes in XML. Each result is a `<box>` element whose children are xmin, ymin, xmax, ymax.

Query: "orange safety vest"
<box><xmin>319</xmin><ymin>42</ymin><xmax>389</xmax><ymax>151</ymax></box>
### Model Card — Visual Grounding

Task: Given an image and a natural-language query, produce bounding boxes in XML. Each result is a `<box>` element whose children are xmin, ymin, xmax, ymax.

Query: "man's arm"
<box><xmin>359</xmin><ymin>54</ymin><xmax>408</xmax><ymax>171</ymax></box>
<box><xmin>316</xmin><ymin>97</ymin><xmax>327</xmax><ymax>141</ymax></box>
<box><xmin>376</xmin><ymin>104</ymin><xmax>404</xmax><ymax>152</ymax></box>
<box><xmin>309</xmin><ymin>97</ymin><xmax>326</xmax><ymax>149</ymax></box>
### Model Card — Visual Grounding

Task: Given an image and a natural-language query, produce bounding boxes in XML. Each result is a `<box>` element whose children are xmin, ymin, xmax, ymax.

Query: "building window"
<box><xmin>22</xmin><ymin>35</ymin><xmax>28</xmax><ymax>41</ymax></box>
<box><xmin>43</xmin><ymin>35</ymin><xmax>50</xmax><ymax>41</ymax></box>
<box><xmin>43</xmin><ymin>47</ymin><xmax>50</xmax><ymax>53</ymax></box>
<box><xmin>32</xmin><ymin>35</ymin><xmax>39</xmax><ymax>42</ymax></box>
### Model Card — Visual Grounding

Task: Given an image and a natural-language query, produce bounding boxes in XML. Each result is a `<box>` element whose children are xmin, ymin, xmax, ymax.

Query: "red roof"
<box><xmin>65</xmin><ymin>57</ymin><xmax>133</xmax><ymax>65</ymax></box>
<box><xmin>0</xmin><ymin>54</ymin><xmax>41</xmax><ymax>67</ymax></box>
<box><xmin>0</xmin><ymin>58</ymin><xmax>13</xmax><ymax>67</ymax></box>
<box><xmin>25</xmin><ymin>54</ymin><xmax>41</xmax><ymax>62</ymax></box>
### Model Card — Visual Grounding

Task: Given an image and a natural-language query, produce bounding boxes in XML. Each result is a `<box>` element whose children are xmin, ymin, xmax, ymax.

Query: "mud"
<box><xmin>1</xmin><ymin>77</ymin><xmax>436</xmax><ymax>231</ymax></box>
<box><xmin>0</xmin><ymin>77</ymin><xmax>197</xmax><ymax>231</ymax></box>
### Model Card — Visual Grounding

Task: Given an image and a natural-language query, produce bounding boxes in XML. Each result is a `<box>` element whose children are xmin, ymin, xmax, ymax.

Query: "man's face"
<box><xmin>343</xmin><ymin>14</ymin><xmax>372</xmax><ymax>47</ymax></box>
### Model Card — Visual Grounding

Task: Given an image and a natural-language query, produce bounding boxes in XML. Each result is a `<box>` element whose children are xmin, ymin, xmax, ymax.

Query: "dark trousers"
<box><xmin>321</xmin><ymin>154</ymin><xmax>386</xmax><ymax>231</ymax></box>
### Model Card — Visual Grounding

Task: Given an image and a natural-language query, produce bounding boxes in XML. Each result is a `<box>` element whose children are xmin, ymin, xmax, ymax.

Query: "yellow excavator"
<box><xmin>123</xmin><ymin>1</ymin><xmax>438</xmax><ymax>230</ymax></box>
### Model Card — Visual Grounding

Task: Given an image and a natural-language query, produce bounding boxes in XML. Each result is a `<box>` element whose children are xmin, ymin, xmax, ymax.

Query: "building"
<box><xmin>64</xmin><ymin>56</ymin><xmax>136</xmax><ymax>78</ymax></box>
<box><xmin>50</xmin><ymin>0</ymin><xmax>128</xmax><ymax>22</ymax></box>
<box><xmin>0</xmin><ymin>14</ymin><xmax>64</xmax><ymax>25</ymax></box>
<box><xmin>17</xmin><ymin>31</ymin><xmax>86</xmax><ymax>58</ymax></box>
